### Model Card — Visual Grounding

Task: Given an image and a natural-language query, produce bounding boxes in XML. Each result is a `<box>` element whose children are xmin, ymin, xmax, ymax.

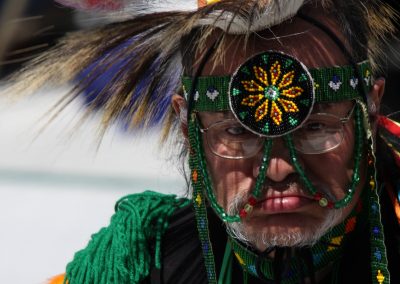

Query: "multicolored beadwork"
<box><xmin>229</xmin><ymin>51</ymin><xmax>315</xmax><ymax>137</ymax></box>
<box><xmin>181</xmin><ymin>61</ymin><xmax>371</xmax><ymax>113</ymax></box>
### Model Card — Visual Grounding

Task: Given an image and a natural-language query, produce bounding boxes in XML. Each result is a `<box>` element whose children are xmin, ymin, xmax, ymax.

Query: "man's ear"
<box><xmin>171</xmin><ymin>94</ymin><xmax>189</xmax><ymax>139</ymax></box>
<box><xmin>368</xmin><ymin>78</ymin><xmax>385</xmax><ymax>134</ymax></box>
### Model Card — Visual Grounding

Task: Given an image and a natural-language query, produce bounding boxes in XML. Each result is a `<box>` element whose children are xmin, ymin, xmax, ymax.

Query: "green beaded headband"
<box><xmin>182</xmin><ymin>59</ymin><xmax>371</xmax><ymax>112</ymax></box>
<box><xmin>183</xmin><ymin>51</ymin><xmax>371</xmax><ymax>137</ymax></box>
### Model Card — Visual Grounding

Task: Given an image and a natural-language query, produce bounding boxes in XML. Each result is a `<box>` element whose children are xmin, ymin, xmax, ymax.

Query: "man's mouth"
<box><xmin>258</xmin><ymin>195</ymin><xmax>315</xmax><ymax>213</ymax></box>
<box><xmin>252</xmin><ymin>182</ymin><xmax>315</xmax><ymax>213</ymax></box>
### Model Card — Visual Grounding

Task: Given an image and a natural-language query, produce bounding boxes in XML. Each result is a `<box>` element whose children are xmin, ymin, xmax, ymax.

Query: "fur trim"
<box><xmin>198</xmin><ymin>0</ymin><xmax>305</xmax><ymax>34</ymax></box>
<box><xmin>56</xmin><ymin>0</ymin><xmax>197</xmax><ymax>13</ymax></box>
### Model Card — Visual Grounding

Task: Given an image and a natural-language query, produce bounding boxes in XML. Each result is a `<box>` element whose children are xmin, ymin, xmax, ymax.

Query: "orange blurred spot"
<box><xmin>48</xmin><ymin>274</ymin><xmax>67</xmax><ymax>284</ymax></box>
<box><xmin>198</xmin><ymin>0</ymin><xmax>220</xmax><ymax>7</ymax></box>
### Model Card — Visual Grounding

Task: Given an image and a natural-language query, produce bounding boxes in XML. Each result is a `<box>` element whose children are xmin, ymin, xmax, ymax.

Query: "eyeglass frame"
<box><xmin>196</xmin><ymin>101</ymin><xmax>357</xmax><ymax>159</ymax></box>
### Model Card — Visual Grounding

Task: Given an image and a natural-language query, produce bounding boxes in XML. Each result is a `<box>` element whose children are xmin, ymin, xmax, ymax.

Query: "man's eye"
<box><xmin>226</xmin><ymin>126</ymin><xmax>246</xmax><ymax>135</ymax></box>
<box><xmin>303</xmin><ymin>121</ymin><xmax>326</xmax><ymax>131</ymax></box>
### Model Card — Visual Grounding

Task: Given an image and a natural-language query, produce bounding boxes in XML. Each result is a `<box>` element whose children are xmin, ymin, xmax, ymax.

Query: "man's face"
<box><xmin>199</xmin><ymin>101</ymin><xmax>363</xmax><ymax>250</ymax></box>
<box><xmin>196</xmin><ymin>10</ymin><xmax>367</xmax><ymax>251</ymax></box>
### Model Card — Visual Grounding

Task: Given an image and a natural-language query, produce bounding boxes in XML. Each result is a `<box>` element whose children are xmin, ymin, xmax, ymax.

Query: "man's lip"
<box><xmin>256</xmin><ymin>195</ymin><xmax>315</xmax><ymax>213</ymax></box>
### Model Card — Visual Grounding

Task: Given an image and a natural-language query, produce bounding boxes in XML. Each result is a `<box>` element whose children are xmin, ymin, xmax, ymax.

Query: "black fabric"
<box><xmin>149</xmin><ymin>204</ymin><xmax>267</xmax><ymax>284</ymax></box>
<box><xmin>150</xmin><ymin>204</ymin><xmax>208</xmax><ymax>284</ymax></box>
<box><xmin>148</xmin><ymin>200</ymin><xmax>400</xmax><ymax>283</ymax></box>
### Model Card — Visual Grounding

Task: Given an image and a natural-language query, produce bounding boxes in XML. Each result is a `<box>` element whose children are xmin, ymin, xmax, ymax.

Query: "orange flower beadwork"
<box><xmin>240</xmin><ymin>61</ymin><xmax>303</xmax><ymax>125</ymax></box>
<box><xmin>229</xmin><ymin>51</ymin><xmax>314</xmax><ymax>137</ymax></box>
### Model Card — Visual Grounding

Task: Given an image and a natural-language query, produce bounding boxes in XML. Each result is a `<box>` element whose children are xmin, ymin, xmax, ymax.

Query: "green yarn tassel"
<box><xmin>64</xmin><ymin>191</ymin><xmax>189</xmax><ymax>284</ymax></box>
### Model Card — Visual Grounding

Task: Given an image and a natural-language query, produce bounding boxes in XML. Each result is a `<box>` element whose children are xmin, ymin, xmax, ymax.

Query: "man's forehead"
<box><xmin>199</xmin><ymin>10</ymin><xmax>349</xmax><ymax>77</ymax></box>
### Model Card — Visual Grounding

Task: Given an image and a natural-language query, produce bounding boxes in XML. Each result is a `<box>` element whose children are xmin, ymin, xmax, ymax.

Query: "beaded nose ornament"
<box><xmin>229</xmin><ymin>51</ymin><xmax>315</xmax><ymax>137</ymax></box>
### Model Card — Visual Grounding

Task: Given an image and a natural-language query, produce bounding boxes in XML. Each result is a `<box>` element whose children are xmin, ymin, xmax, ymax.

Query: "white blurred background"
<box><xmin>0</xmin><ymin>88</ymin><xmax>185</xmax><ymax>284</ymax></box>
<box><xmin>0</xmin><ymin>2</ymin><xmax>188</xmax><ymax>283</ymax></box>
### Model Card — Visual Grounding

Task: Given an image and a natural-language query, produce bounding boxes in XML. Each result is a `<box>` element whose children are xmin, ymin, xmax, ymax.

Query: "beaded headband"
<box><xmin>182</xmin><ymin>59</ymin><xmax>371</xmax><ymax>111</ymax></box>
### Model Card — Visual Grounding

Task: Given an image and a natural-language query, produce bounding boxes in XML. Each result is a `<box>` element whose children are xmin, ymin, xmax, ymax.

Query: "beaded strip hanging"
<box><xmin>368</xmin><ymin>152</ymin><xmax>390</xmax><ymax>284</ymax></box>
<box><xmin>361</xmin><ymin>101</ymin><xmax>391</xmax><ymax>283</ymax></box>
<box><xmin>188</xmin><ymin>113</ymin><xmax>218</xmax><ymax>283</ymax></box>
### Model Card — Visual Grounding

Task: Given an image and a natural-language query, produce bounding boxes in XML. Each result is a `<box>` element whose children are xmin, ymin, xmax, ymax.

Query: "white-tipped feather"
<box><xmin>61</xmin><ymin>0</ymin><xmax>198</xmax><ymax>27</ymax></box>
<box><xmin>124</xmin><ymin>0</ymin><xmax>197</xmax><ymax>13</ymax></box>
<box><xmin>57</xmin><ymin>0</ymin><xmax>197</xmax><ymax>13</ymax></box>
<box><xmin>198</xmin><ymin>0</ymin><xmax>305</xmax><ymax>34</ymax></box>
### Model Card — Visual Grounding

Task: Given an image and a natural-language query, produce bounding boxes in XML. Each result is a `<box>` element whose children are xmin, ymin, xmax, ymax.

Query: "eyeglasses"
<box><xmin>198</xmin><ymin>103</ymin><xmax>356</xmax><ymax>158</ymax></box>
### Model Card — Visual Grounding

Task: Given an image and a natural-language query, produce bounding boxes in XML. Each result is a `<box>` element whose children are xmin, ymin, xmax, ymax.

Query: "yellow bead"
<box><xmin>370</xmin><ymin>179</ymin><xmax>375</xmax><ymax>189</ymax></box>
<box><xmin>244</xmin><ymin>204</ymin><xmax>253</xmax><ymax>213</ymax></box>
<box><xmin>195</xmin><ymin>194</ymin><xmax>202</xmax><ymax>206</ymax></box>
<box><xmin>319</xmin><ymin>198</ymin><xmax>328</xmax><ymax>207</ymax></box>
<box><xmin>234</xmin><ymin>252</ymin><xmax>245</xmax><ymax>265</ymax></box>
<box><xmin>377</xmin><ymin>270</ymin><xmax>385</xmax><ymax>284</ymax></box>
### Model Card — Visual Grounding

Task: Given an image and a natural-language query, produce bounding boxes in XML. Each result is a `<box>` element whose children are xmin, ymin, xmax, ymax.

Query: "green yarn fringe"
<box><xmin>64</xmin><ymin>191</ymin><xmax>189</xmax><ymax>284</ymax></box>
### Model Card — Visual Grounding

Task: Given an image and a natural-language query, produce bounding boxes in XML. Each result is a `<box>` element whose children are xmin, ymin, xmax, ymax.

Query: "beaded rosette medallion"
<box><xmin>229</xmin><ymin>51</ymin><xmax>315</xmax><ymax>137</ymax></box>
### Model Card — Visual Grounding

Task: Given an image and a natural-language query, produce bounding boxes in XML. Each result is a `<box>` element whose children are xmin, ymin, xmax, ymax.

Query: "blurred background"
<box><xmin>0</xmin><ymin>1</ymin><xmax>186</xmax><ymax>283</ymax></box>
<box><xmin>0</xmin><ymin>1</ymin><xmax>399</xmax><ymax>284</ymax></box>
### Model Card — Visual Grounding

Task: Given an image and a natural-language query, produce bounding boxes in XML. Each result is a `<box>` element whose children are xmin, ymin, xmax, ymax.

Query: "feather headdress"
<box><xmin>2</xmin><ymin>0</ymin><xmax>399</xmax><ymax>139</ymax></box>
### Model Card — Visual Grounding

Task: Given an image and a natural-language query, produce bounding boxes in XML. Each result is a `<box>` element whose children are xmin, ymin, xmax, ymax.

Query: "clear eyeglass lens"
<box><xmin>205</xmin><ymin>120</ymin><xmax>263</xmax><ymax>159</ymax></box>
<box><xmin>202</xmin><ymin>113</ymin><xmax>347</xmax><ymax>158</ymax></box>
<box><xmin>292</xmin><ymin>113</ymin><xmax>345</xmax><ymax>154</ymax></box>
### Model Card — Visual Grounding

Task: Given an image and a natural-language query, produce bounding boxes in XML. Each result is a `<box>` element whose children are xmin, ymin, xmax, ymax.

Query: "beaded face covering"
<box><xmin>184</xmin><ymin>51</ymin><xmax>389</xmax><ymax>283</ymax></box>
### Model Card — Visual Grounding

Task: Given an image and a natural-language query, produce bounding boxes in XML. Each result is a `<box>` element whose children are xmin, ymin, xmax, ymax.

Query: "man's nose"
<box><xmin>253</xmin><ymin>138</ymin><xmax>297</xmax><ymax>182</ymax></box>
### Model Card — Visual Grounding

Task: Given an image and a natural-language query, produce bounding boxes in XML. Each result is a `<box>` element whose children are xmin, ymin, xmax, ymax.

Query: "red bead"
<box><xmin>248</xmin><ymin>196</ymin><xmax>257</xmax><ymax>206</ymax></box>
<box><xmin>327</xmin><ymin>202</ymin><xmax>334</xmax><ymax>209</ymax></box>
<box><xmin>314</xmin><ymin>193</ymin><xmax>322</xmax><ymax>201</ymax></box>
<box><xmin>192</xmin><ymin>170</ymin><xmax>198</xmax><ymax>183</ymax></box>
<box><xmin>239</xmin><ymin>209</ymin><xmax>247</xmax><ymax>218</ymax></box>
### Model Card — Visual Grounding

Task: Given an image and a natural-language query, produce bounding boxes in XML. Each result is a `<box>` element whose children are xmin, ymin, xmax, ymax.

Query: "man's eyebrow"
<box><xmin>312</xmin><ymin>103</ymin><xmax>335</xmax><ymax>112</ymax></box>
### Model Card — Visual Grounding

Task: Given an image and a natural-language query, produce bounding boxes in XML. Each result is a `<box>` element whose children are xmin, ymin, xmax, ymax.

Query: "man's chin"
<box><xmin>227</xmin><ymin>224</ymin><xmax>325</xmax><ymax>251</ymax></box>
<box><xmin>226</xmin><ymin>212</ymin><xmax>343</xmax><ymax>251</ymax></box>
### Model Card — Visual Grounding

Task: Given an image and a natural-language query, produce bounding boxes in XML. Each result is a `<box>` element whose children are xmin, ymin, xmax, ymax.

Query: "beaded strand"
<box><xmin>193</xmin><ymin>114</ymin><xmax>241</xmax><ymax>222</ymax></box>
<box><xmin>189</xmin><ymin>113</ymin><xmax>218</xmax><ymax>283</ymax></box>
<box><xmin>239</xmin><ymin>139</ymin><xmax>272</xmax><ymax>218</ymax></box>
<box><xmin>284</xmin><ymin>103</ymin><xmax>363</xmax><ymax>209</ymax></box>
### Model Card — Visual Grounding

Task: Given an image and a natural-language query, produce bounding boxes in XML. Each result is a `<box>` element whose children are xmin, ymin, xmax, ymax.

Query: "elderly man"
<box><xmin>12</xmin><ymin>0</ymin><xmax>397</xmax><ymax>283</ymax></box>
